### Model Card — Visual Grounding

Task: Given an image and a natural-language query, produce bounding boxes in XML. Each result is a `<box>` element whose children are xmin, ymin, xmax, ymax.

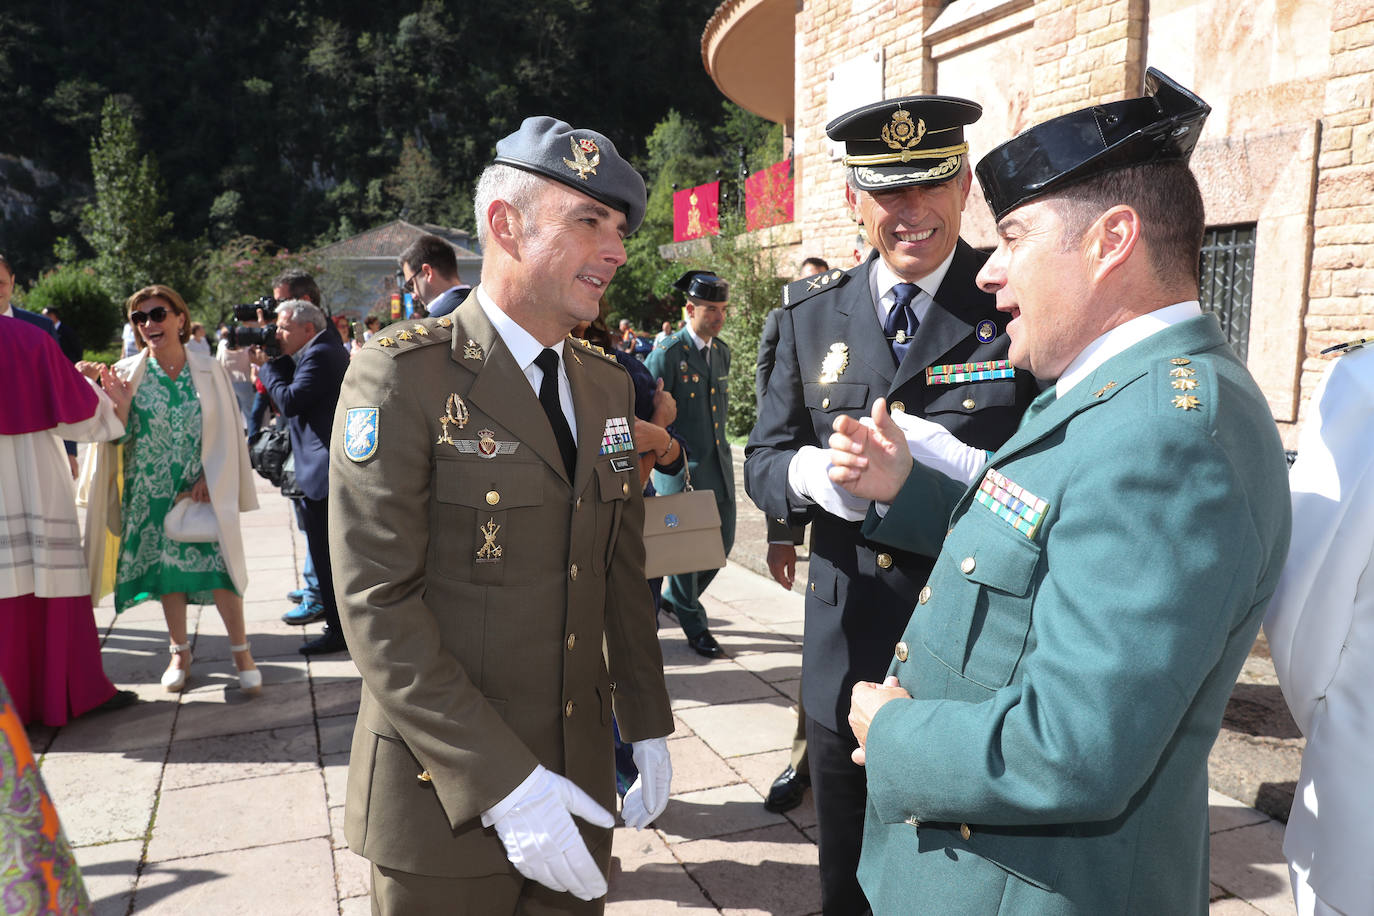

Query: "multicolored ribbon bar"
<box><xmin>926</xmin><ymin>360</ymin><xmax>1016</xmax><ymax>385</ymax></box>
<box><xmin>600</xmin><ymin>416</ymin><xmax>635</xmax><ymax>455</ymax></box>
<box><xmin>973</xmin><ymin>468</ymin><xmax>1048</xmax><ymax>538</ymax></box>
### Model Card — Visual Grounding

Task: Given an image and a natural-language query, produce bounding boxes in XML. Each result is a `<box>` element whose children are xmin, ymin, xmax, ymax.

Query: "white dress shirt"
<box><xmin>475</xmin><ymin>287</ymin><xmax>577</xmax><ymax>437</ymax></box>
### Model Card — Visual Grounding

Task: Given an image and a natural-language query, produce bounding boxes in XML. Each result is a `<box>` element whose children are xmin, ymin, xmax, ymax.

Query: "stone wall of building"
<box><xmin>786</xmin><ymin>0</ymin><xmax>1372</xmax><ymax>443</ymax></box>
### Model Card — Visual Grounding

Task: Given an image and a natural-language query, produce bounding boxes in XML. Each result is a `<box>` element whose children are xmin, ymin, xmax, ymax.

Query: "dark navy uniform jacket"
<box><xmin>744</xmin><ymin>241</ymin><xmax>1039</xmax><ymax>730</ymax></box>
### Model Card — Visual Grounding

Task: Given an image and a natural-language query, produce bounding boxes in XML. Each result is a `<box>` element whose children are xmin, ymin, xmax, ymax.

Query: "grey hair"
<box><xmin>473</xmin><ymin>164</ymin><xmax>549</xmax><ymax>247</ymax></box>
<box><xmin>277</xmin><ymin>299</ymin><xmax>327</xmax><ymax>334</ymax></box>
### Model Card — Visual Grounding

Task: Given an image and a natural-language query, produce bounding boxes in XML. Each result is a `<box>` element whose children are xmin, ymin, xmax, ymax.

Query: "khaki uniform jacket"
<box><xmin>330</xmin><ymin>296</ymin><xmax>673</xmax><ymax>878</ymax></box>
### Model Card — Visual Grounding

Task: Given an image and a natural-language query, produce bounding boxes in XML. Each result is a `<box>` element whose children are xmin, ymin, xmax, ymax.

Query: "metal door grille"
<box><xmin>1199</xmin><ymin>224</ymin><xmax>1255</xmax><ymax>361</ymax></box>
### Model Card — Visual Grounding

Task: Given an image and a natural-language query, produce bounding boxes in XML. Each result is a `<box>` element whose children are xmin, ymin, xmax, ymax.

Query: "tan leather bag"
<box><xmin>642</xmin><ymin>466</ymin><xmax>727</xmax><ymax>578</ymax></box>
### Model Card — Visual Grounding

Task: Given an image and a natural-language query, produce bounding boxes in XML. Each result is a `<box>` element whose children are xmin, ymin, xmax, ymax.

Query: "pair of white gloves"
<box><xmin>480</xmin><ymin>737</ymin><xmax>671</xmax><ymax>901</ymax></box>
<box><xmin>789</xmin><ymin>406</ymin><xmax>987</xmax><ymax>519</ymax></box>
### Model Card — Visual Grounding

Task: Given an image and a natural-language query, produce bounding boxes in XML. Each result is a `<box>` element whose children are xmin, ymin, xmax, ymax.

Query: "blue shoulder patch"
<box><xmin>343</xmin><ymin>407</ymin><xmax>380</xmax><ymax>462</ymax></box>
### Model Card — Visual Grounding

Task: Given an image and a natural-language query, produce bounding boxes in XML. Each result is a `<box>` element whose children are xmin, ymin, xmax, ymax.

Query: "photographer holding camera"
<box><xmin>249</xmin><ymin>293</ymin><xmax>350</xmax><ymax>655</ymax></box>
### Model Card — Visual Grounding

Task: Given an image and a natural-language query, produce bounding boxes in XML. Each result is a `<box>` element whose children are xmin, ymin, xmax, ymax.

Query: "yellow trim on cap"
<box><xmin>843</xmin><ymin>142</ymin><xmax>969</xmax><ymax>168</ymax></box>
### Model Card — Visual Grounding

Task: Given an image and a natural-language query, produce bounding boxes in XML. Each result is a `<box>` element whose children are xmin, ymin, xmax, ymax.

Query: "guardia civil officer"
<box><xmin>330</xmin><ymin>117</ymin><xmax>674</xmax><ymax>915</ymax></box>
<box><xmin>644</xmin><ymin>271</ymin><xmax>734</xmax><ymax>659</ymax></box>
<box><xmin>830</xmin><ymin>70</ymin><xmax>1292</xmax><ymax>915</ymax></box>
<box><xmin>743</xmin><ymin>96</ymin><xmax>1037</xmax><ymax>913</ymax></box>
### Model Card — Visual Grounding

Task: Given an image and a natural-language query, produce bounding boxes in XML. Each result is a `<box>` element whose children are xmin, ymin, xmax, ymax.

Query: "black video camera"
<box><xmin>232</xmin><ymin>295</ymin><xmax>278</xmax><ymax>323</ymax></box>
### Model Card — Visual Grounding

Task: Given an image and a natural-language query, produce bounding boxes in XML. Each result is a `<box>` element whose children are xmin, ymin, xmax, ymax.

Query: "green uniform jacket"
<box><xmin>856</xmin><ymin>315</ymin><xmax>1291</xmax><ymax>914</ymax></box>
<box><xmin>644</xmin><ymin>328</ymin><xmax>733</xmax><ymax>500</ymax></box>
<box><xmin>329</xmin><ymin>298</ymin><xmax>673</xmax><ymax>878</ymax></box>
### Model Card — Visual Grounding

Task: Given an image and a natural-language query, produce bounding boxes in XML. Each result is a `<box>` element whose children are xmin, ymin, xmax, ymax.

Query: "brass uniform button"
<box><xmin>575</xmin><ymin>496</ymin><xmax>583</xmax><ymax>510</ymax></box>
<box><xmin>918</xmin><ymin>585</ymin><xmax>931</xmax><ymax>605</ymax></box>
<box><xmin>569</xmin><ymin>564</ymin><xmax>579</xmax><ymax>581</ymax></box>
<box><xmin>960</xmin><ymin>823</ymin><xmax>972</xmax><ymax>841</ymax></box>
<box><xmin>890</xmin><ymin>400</ymin><xmax>905</xmax><ymax>414</ymax></box>
<box><xmin>416</xmin><ymin>770</ymin><xmax>433</xmax><ymax>783</ymax></box>
<box><xmin>564</xmin><ymin>700</ymin><xmax>575</xmax><ymax>718</ymax></box>
<box><xmin>822</xmin><ymin>397</ymin><xmax>830</xmax><ymax>409</ymax></box>
<box><xmin>905</xmin><ymin>815</ymin><xmax>921</xmax><ymax>827</ymax></box>
<box><xmin>485</xmin><ymin>490</ymin><xmax>500</xmax><ymax>506</ymax></box>
<box><xmin>876</xmin><ymin>553</ymin><xmax>893</xmax><ymax>569</ymax></box>
<box><xmin>895</xmin><ymin>641</ymin><xmax>909</xmax><ymax>662</ymax></box>
<box><xmin>566</xmin><ymin>633</ymin><xmax>576</xmax><ymax>651</ymax></box>
<box><xmin>622</xmin><ymin>481</ymin><xmax>630</xmax><ymax>496</ymax></box>
<box><xmin>960</xmin><ymin>556</ymin><xmax>976</xmax><ymax>574</ymax></box>
<box><xmin>962</xmin><ymin>398</ymin><xmax>976</xmax><ymax>410</ymax></box>
<box><xmin>711</xmin><ymin>387</ymin><xmax>716</xmax><ymax>394</ymax></box>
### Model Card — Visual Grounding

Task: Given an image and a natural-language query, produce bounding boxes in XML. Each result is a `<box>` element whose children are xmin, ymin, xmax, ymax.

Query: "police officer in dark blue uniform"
<box><xmin>744</xmin><ymin>96</ymin><xmax>1039</xmax><ymax>914</ymax></box>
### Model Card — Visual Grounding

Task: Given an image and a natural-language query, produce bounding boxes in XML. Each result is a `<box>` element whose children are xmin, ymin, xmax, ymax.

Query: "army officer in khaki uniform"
<box><xmin>330</xmin><ymin>117</ymin><xmax>674</xmax><ymax>915</ymax></box>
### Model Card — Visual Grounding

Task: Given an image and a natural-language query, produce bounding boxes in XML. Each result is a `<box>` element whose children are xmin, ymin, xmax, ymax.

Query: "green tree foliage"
<box><xmin>20</xmin><ymin>265</ymin><xmax>120</xmax><ymax>357</ymax></box>
<box><xmin>81</xmin><ymin>97</ymin><xmax>178</xmax><ymax>302</ymax></box>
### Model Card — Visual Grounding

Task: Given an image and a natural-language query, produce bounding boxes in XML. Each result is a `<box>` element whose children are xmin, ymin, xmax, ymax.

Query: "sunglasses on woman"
<box><xmin>131</xmin><ymin>306</ymin><xmax>171</xmax><ymax>325</ymax></box>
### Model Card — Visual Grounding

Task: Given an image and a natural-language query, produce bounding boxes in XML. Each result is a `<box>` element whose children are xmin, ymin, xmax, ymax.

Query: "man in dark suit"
<box><xmin>331</xmin><ymin>116</ymin><xmax>673</xmax><ymax>915</ymax></box>
<box><xmin>251</xmin><ymin>298</ymin><xmax>351</xmax><ymax>655</ymax></box>
<box><xmin>41</xmin><ymin>308</ymin><xmax>82</xmax><ymax>362</ymax></box>
<box><xmin>0</xmin><ymin>256</ymin><xmax>55</xmax><ymax>338</ymax></box>
<box><xmin>744</xmin><ymin>97</ymin><xmax>1039</xmax><ymax>914</ymax></box>
<box><xmin>399</xmin><ymin>233</ymin><xmax>471</xmax><ymax>319</ymax></box>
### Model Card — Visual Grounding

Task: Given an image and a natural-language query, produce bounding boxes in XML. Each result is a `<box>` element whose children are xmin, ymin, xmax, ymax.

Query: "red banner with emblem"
<box><xmin>673</xmin><ymin>182</ymin><xmax>720</xmax><ymax>242</ymax></box>
<box><xmin>745</xmin><ymin>160</ymin><xmax>794</xmax><ymax>231</ymax></box>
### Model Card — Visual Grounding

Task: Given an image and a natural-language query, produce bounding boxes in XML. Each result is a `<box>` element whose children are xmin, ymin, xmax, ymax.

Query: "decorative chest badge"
<box><xmin>819</xmin><ymin>343</ymin><xmax>849</xmax><ymax>384</ymax></box>
<box><xmin>476</xmin><ymin>519</ymin><xmax>503</xmax><ymax>562</ymax></box>
<box><xmin>974</xmin><ymin>468</ymin><xmax>1048</xmax><ymax>539</ymax></box>
<box><xmin>926</xmin><ymin>360</ymin><xmax>1016</xmax><ymax>385</ymax></box>
<box><xmin>600</xmin><ymin>416</ymin><xmax>635</xmax><ymax>455</ymax></box>
<box><xmin>975</xmin><ymin>319</ymin><xmax>997</xmax><ymax>343</ymax></box>
<box><xmin>882</xmin><ymin>109</ymin><xmax>925</xmax><ymax>155</ymax></box>
<box><xmin>463</xmin><ymin>339</ymin><xmax>485</xmax><ymax>361</ymax></box>
<box><xmin>563</xmin><ymin>136</ymin><xmax>600</xmax><ymax>180</ymax></box>
<box><xmin>454</xmin><ymin>428</ymin><xmax>520</xmax><ymax>458</ymax></box>
<box><xmin>436</xmin><ymin>393</ymin><xmax>469</xmax><ymax>446</ymax></box>
<box><xmin>343</xmin><ymin>408</ymin><xmax>379</xmax><ymax>462</ymax></box>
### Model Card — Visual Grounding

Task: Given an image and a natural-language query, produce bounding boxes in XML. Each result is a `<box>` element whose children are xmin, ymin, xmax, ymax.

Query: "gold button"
<box><xmin>906</xmin><ymin>815</ymin><xmax>921</xmax><ymax>827</ymax></box>
<box><xmin>960</xmin><ymin>556</ymin><xmax>976</xmax><ymax>574</ymax></box>
<box><xmin>918</xmin><ymin>585</ymin><xmax>931</xmax><ymax>605</ymax></box>
<box><xmin>575</xmin><ymin>497</ymin><xmax>582</xmax><ymax>510</ymax></box>
<box><xmin>690</xmin><ymin>392</ymin><xmax>696</xmax><ymax>398</ymax></box>
<box><xmin>711</xmin><ymin>387</ymin><xmax>716</xmax><ymax>394</ymax></box>
<box><xmin>712</xmin><ymin>404</ymin><xmax>717</xmax><ymax>411</ymax></box>
<box><xmin>960</xmin><ymin>823</ymin><xmax>972</xmax><ymax>841</ymax></box>
<box><xmin>622</xmin><ymin>481</ymin><xmax>630</xmax><ymax>496</ymax></box>
<box><xmin>485</xmin><ymin>490</ymin><xmax>500</xmax><ymax>505</ymax></box>
<box><xmin>566</xmin><ymin>633</ymin><xmax>576</xmax><ymax>651</ymax></box>
<box><xmin>822</xmin><ymin>397</ymin><xmax>830</xmax><ymax>409</ymax></box>
<box><xmin>564</xmin><ymin>700</ymin><xmax>574</xmax><ymax>718</ymax></box>
<box><xmin>890</xmin><ymin>400</ymin><xmax>905</xmax><ymax>414</ymax></box>
<box><xmin>416</xmin><ymin>770</ymin><xmax>432</xmax><ymax>783</ymax></box>
<box><xmin>810</xmin><ymin>582</ymin><xmax>815</xmax><ymax>592</ymax></box>
<box><xmin>569</xmin><ymin>564</ymin><xmax>579</xmax><ymax>580</ymax></box>
<box><xmin>895</xmin><ymin>641</ymin><xmax>909</xmax><ymax>662</ymax></box>
<box><xmin>876</xmin><ymin>553</ymin><xmax>892</xmax><ymax>569</ymax></box>
<box><xmin>962</xmin><ymin>398</ymin><xmax>976</xmax><ymax>410</ymax></box>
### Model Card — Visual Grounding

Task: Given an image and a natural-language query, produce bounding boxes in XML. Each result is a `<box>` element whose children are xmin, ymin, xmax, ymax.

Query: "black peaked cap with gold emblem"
<box><xmin>493</xmin><ymin>116</ymin><xmax>647</xmax><ymax>233</ymax></box>
<box><xmin>826</xmin><ymin>96</ymin><xmax>982</xmax><ymax>192</ymax></box>
<box><xmin>976</xmin><ymin>69</ymin><xmax>1211</xmax><ymax>222</ymax></box>
<box><xmin>673</xmin><ymin>270</ymin><xmax>728</xmax><ymax>303</ymax></box>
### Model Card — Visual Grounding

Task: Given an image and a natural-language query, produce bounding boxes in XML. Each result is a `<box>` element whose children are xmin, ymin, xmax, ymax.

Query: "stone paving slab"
<box><xmin>161</xmin><ymin>723</ymin><xmax>318</xmax><ymax>791</ymax></box>
<box><xmin>655</xmin><ymin>783</ymin><xmax>787</xmax><ymax>845</ymax></box>
<box><xmin>72</xmin><ymin>838</ymin><xmax>142</xmax><ymax>916</ymax></box>
<box><xmin>676</xmin><ymin>696</ymin><xmax>797</xmax><ymax>758</ymax></box>
<box><xmin>134</xmin><ymin>838</ymin><xmax>338</xmax><ymax>916</ymax></box>
<box><xmin>675</xmin><ymin>823</ymin><xmax>822</xmax><ymax>916</ymax></box>
<box><xmin>146</xmin><ymin>769</ymin><xmax>329</xmax><ymax>863</ymax></box>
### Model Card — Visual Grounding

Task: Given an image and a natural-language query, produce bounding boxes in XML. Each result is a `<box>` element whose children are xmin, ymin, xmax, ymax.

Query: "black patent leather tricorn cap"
<box><xmin>673</xmin><ymin>270</ymin><xmax>729</xmax><ymax>302</ymax></box>
<box><xmin>975</xmin><ymin>69</ymin><xmax>1210</xmax><ymax>222</ymax></box>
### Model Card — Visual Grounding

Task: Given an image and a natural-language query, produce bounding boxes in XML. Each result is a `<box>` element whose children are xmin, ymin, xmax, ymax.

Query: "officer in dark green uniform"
<box><xmin>644</xmin><ymin>271</ymin><xmax>733</xmax><ymax>658</ymax></box>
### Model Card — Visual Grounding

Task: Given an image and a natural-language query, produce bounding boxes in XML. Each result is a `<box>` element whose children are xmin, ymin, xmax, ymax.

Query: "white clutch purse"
<box><xmin>164</xmin><ymin>496</ymin><xmax>220</xmax><ymax>543</ymax></box>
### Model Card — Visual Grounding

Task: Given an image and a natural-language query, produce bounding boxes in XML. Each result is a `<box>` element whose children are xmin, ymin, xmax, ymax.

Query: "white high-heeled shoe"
<box><xmin>231</xmin><ymin>641</ymin><xmax>262</xmax><ymax>696</ymax></box>
<box><xmin>161</xmin><ymin>643</ymin><xmax>192</xmax><ymax>692</ymax></box>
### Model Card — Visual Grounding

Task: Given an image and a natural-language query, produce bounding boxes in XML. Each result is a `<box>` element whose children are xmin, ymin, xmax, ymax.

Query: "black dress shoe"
<box><xmin>764</xmin><ymin>764</ymin><xmax>809</xmax><ymax>813</ymax></box>
<box><xmin>687</xmin><ymin>630</ymin><xmax>725</xmax><ymax>659</ymax></box>
<box><xmin>299</xmin><ymin>627</ymin><xmax>348</xmax><ymax>656</ymax></box>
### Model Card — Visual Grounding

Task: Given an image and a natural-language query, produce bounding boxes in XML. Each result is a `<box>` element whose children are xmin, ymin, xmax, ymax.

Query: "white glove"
<box><xmin>788</xmin><ymin>445</ymin><xmax>871</xmax><ymax>521</ymax></box>
<box><xmin>621</xmin><ymin>737</ymin><xmax>672</xmax><ymax>828</ymax></box>
<box><xmin>480</xmin><ymin>765</ymin><xmax>614</xmax><ymax>900</ymax></box>
<box><xmin>874</xmin><ymin>409</ymin><xmax>987</xmax><ymax>484</ymax></box>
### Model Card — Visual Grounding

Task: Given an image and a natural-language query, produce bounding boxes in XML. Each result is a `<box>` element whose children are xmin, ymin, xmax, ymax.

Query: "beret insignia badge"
<box><xmin>563</xmin><ymin>136</ymin><xmax>600</xmax><ymax>180</ymax></box>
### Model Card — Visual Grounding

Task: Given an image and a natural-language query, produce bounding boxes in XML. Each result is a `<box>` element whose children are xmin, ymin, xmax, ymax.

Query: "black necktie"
<box><xmin>884</xmin><ymin>283</ymin><xmax>920</xmax><ymax>366</ymax></box>
<box><xmin>534</xmin><ymin>348</ymin><xmax>576</xmax><ymax>479</ymax></box>
<box><xmin>700</xmin><ymin>344</ymin><xmax>711</xmax><ymax>374</ymax></box>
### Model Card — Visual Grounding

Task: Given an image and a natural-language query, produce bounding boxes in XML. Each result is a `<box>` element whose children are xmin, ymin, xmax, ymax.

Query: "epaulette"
<box><xmin>782</xmin><ymin>268</ymin><xmax>849</xmax><ymax>308</ymax></box>
<box><xmin>1155</xmin><ymin>355</ymin><xmax>1214</xmax><ymax>421</ymax></box>
<box><xmin>654</xmin><ymin>335</ymin><xmax>682</xmax><ymax>351</ymax></box>
<box><xmin>1321</xmin><ymin>336</ymin><xmax>1371</xmax><ymax>356</ymax></box>
<box><xmin>568</xmin><ymin>335</ymin><xmax>619</xmax><ymax>363</ymax></box>
<box><xmin>367</xmin><ymin>316</ymin><xmax>454</xmax><ymax>358</ymax></box>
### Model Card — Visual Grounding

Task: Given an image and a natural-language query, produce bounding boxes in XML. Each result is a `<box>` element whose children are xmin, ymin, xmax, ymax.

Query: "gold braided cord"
<box><xmin>842</xmin><ymin>142</ymin><xmax>969</xmax><ymax>167</ymax></box>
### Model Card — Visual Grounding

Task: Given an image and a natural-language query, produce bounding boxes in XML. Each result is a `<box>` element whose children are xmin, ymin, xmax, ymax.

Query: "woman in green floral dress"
<box><xmin>83</xmin><ymin>286</ymin><xmax>262</xmax><ymax>695</ymax></box>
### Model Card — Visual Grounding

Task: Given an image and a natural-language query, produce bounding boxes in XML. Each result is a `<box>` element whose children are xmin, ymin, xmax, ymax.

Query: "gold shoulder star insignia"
<box><xmin>412</xmin><ymin>324</ymin><xmax>430</xmax><ymax>336</ymax></box>
<box><xmin>1172</xmin><ymin>394</ymin><xmax>1201</xmax><ymax>410</ymax></box>
<box><xmin>396</xmin><ymin>330</ymin><xmax>414</xmax><ymax>341</ymax></box>
<box><xmin>1171</xmin><ymin>378</ymin><xmax>1198</xmax><ymax>390</ymax></box>
<box><xmin>378</xmin><ymin>337</ymin><xmax>395</xmax><ymax>348</ymax></box>
<box><xmin>1169</xmin><ymin>367</ymin><xmax>1196</xmax><ymax>378</ymax></box>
